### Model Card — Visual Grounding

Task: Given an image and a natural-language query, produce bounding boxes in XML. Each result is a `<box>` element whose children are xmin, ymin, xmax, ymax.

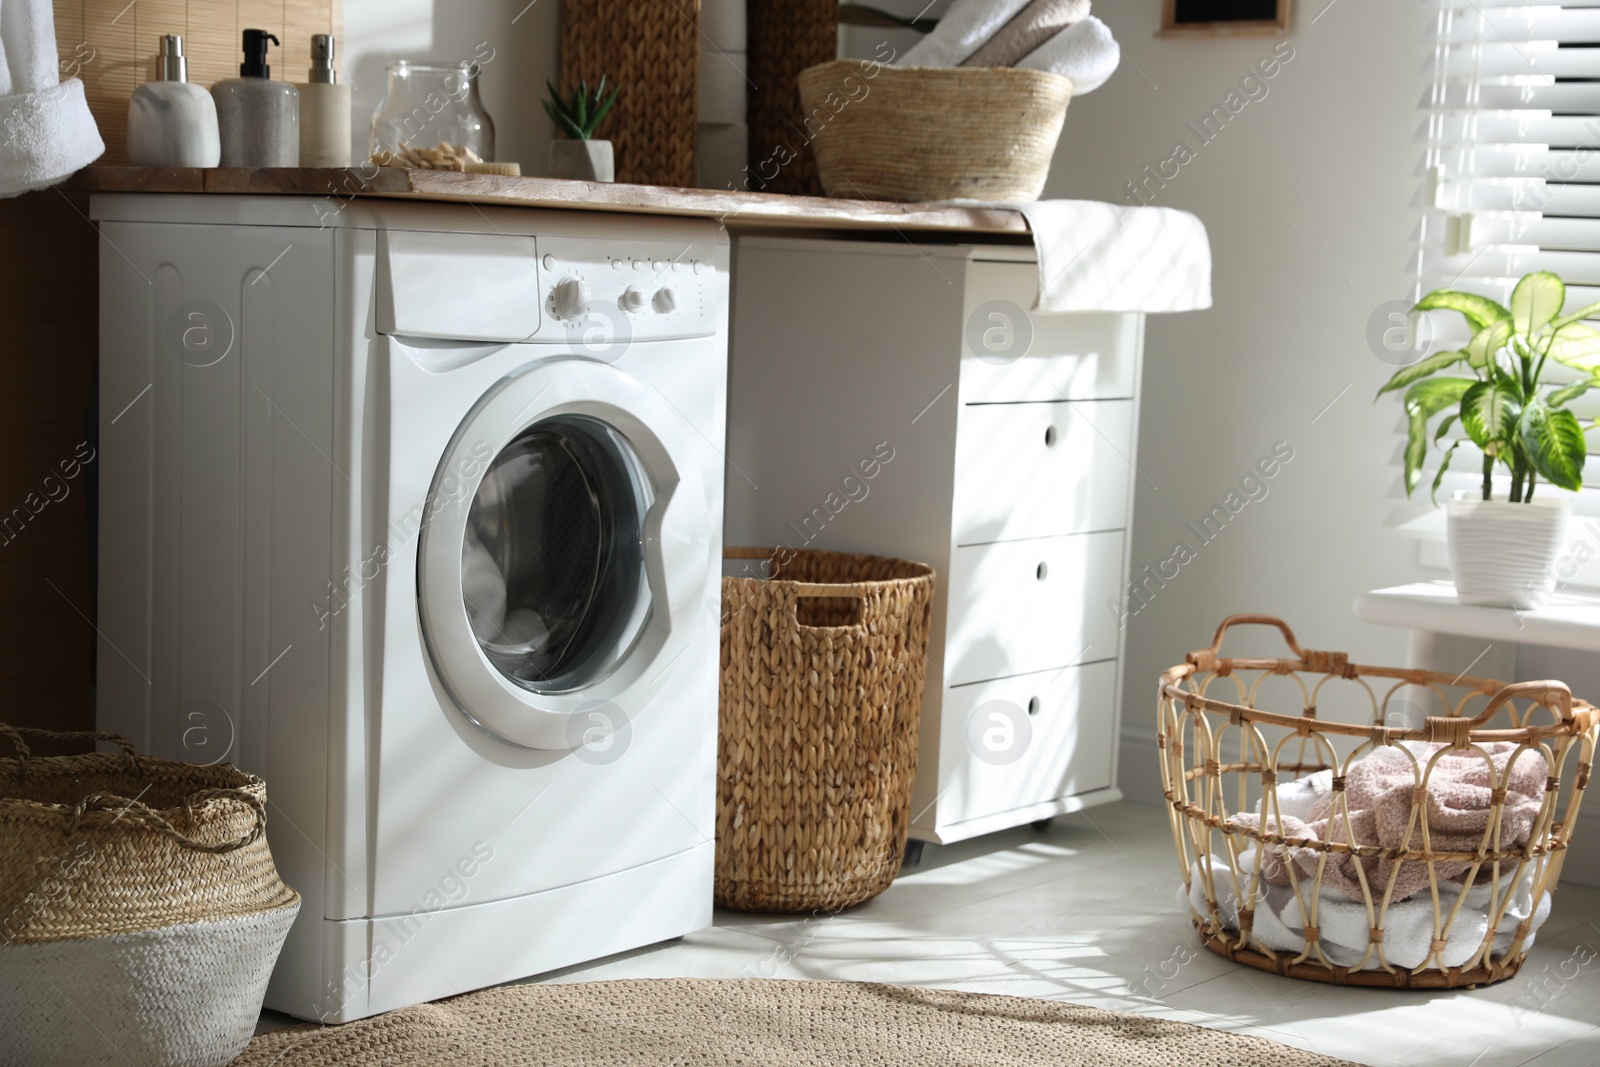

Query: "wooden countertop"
<box><xmin>69</xmin><ymin>166</ymin><xmax>1033</xmax><ymax>237</ymax></box>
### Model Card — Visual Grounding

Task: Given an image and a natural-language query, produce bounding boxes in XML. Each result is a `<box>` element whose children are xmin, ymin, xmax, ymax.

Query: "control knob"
<box><xmin>551</xmin><ymin>276</ymin><xmax>589</xmax><ymax>320</ymax></box>
<box><xmin>619</xmin><ymin>286</ymin><xmax>647</xmax><ymax>313</ymax></box>
<box><xmin>652</xmin><ymin>287</ymin><xmax>678</xmax><ymax>314</ymax></box>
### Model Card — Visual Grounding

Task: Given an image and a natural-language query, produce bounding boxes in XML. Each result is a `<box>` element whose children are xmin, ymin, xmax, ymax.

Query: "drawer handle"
<box><xmin>1027</xmin><ymin>696</ymin><xmax>1041</xmax><ymax>716</ymax></box>
<box><xmin>1036</xmin><ymin>562</ymin><xmax>1049</xmax><ymax>581</ymax></box>
<box><xmin>1043</xmin><ymin>426</ymin><xmax>1057</xmax><ymax>447</ymax></box>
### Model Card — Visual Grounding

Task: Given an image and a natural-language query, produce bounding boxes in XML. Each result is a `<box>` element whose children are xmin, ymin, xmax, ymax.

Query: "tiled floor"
<box><xmin>528</xmin><ymin>800</ymin><xmax>1600</xmax><ymax>1067</ymax></box>
<box><xmin>257</xmin><ymin>800</ymin><xmax>1600</xmax><ymax>1064</ymax></box>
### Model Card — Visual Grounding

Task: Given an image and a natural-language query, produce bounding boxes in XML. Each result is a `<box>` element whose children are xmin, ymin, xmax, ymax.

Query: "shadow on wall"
<box><xmin>344</xmin><ymin>0</ymin><xmax>558</xmax><ymax>172</ymax></box>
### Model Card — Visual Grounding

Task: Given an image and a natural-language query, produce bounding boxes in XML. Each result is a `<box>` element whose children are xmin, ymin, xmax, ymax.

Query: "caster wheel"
<box><xmin>901</xmin><ymin>839</ymin><xmax>926</xmax><ymax>870</ymax></box>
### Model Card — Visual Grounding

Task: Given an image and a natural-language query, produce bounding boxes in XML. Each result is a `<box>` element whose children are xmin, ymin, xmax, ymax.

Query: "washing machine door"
<box><xmin>417</xmin><ymin>359</ymin><xmax>709</xmax><ymax>750</ymax></box>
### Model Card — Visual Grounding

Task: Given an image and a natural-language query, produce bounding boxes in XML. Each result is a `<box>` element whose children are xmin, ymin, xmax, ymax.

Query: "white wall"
<box><xmin>343</xmin><ymin>0</ymin><xmax>558</xmax><ymax>169</ymax></box>
<box><xmin>1044</xmin><ymin>0</ymin><xmax>1438</xmax><ymax>801</ymax></box>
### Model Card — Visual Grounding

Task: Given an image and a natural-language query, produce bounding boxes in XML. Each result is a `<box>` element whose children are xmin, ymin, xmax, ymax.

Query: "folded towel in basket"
<box><xmin>962</xmin><ymin>0</ymin><xmax>1092</xmax><ymax>68</ymax></box>
<box><xmin>1014</xmin><ymin>16</ymin><xmax>1121</xmax><ymax>95</ymax></box>
<box><xmin>1229</xmin><ymin>741</ymin><xmax>1551</xmax><ymax>904</ymax></box>
<box><xmin>1185</xmin><ymin>847</ymin><xmax>1551</xmax><ymax>971</ymax></box>
<box><xmin>899</xmin><ymin>0</ymin><xmax>1038</xmax><ymax>69</ymax></box>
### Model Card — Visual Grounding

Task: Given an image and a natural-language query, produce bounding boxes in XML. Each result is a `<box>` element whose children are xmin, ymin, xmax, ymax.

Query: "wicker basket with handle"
<box><xmin>1160</xmin><ymin>616</ymin><xmax>1597</xmax><ymax>989</ymax></box>
<box><xmin>0</xmin><ymin>724</ymin><xmax>300</xmax><ymax>1066</ymax></box>
<box><xmin>717</xmin><ymin>547</ymin><xmax>936</xmax><ymax>913</ymax></box>
<box><xmin>797</xmin><ymin>60</ymin><xmax>1072</xmax><ymax>203</ymax></box>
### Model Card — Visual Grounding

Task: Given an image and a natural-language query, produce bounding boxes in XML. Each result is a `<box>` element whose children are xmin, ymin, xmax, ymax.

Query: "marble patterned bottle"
<box><xmin>126</xmin><ymin>36</ymin><xmax>221</xmax><ymax>167</ymax></box>
<box><xmin>212</xmin><ymin>29</ymin><xmax>299</xmax><ymax>168</ymax></box>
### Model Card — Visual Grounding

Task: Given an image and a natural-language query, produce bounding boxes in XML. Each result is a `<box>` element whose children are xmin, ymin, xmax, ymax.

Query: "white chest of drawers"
<box><xmin>725</xmin><ymin>237</ymin><xmax>1145</xmax><ymax>844</ymax></box>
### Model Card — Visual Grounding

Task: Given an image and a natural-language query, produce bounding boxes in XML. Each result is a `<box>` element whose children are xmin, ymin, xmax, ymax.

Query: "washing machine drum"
<box><xmin>417</xmin><ymin>361</ymin><xmax>709</xmax><ymax>751</ymax></box>
<box><xmin>461</xmin><ymin>415</ymin><xmax>650</xmax><ymax>694</ymax></box>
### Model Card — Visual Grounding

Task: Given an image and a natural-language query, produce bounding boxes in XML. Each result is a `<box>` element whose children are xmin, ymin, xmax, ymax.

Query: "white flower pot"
<box><xmin>1446</xmin><ymin>492</ymin><xmax>1571</xmax><ymax>609</ymax></box>
<box><xmin>549</xmin><ymin>139</ymin><xmax>615</xmax><ymax>182</ymax></box>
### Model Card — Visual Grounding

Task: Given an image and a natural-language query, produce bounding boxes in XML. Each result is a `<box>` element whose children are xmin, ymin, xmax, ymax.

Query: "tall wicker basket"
<box><xmin>559</xmin><ymin>0</ymin><xmax>701</xmax><ymax>187</ymax></box>
<box><xmin>0</xmin><ymin>725</ymin><xmax>300</xmax><ymax>1066</ymax></box>
<box><xmin>1160</xmin><ymin>616</ymin><xmax>1597</xmax><ymax>989</ymax></box>
<box><xmin>717</xmin><ymin>547</ymin><xmax>935</xmax><ymax>913</ymax></box>
<box><xmin>746</xmin><ymin>0</ymin><xmax>838</xmax><ymax>195</ymax></box>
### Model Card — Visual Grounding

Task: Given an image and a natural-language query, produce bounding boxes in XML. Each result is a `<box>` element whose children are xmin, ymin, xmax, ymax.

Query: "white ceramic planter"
<box><xmin>1446</xmin><ymin>492</ymin><xmax>1571</xmax><ymax>609</ymax></box>
<box><xmin>550</xmin><ymin>139</ymin><xmax>615</xmax><ymax>182</ymax></box>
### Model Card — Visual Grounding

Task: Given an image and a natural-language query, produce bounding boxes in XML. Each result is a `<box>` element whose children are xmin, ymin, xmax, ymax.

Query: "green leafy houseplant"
<box><xmin>1380</xmin><ymin>271</ymin><xmax>1600</xmax><ymax>504</ymax></box>
<box><xmin>542</xmin><ymin>77</ymin><xmax>619</xmax><ymax>141</ymax></box>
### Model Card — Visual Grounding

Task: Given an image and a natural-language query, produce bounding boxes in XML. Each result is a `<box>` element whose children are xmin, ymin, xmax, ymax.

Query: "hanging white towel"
<box><xmin>0</xmin><ymin>0</ymin><xmax>103</xmax><ymax>197</ymax></box>
<box><xmin>941</xmin><ymin>198</ymin><xmax>1212</xmax><ymax>314</ymax></box>
<box><xmin>899</xmin><ymin>0</ymin><xmax>1039</xmax><ymax>69</ymax></box>
<box><xmin>1015</xmin><ymin>16</ymin><xmax>1121</xmax><ymax>95</ymax></box>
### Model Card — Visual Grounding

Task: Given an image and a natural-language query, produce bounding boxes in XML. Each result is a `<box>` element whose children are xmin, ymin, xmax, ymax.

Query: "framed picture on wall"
<box><xmin>1159</xmin><ymin>0</ymin><xmax>1292</xmax><ymax>37</ymax></box>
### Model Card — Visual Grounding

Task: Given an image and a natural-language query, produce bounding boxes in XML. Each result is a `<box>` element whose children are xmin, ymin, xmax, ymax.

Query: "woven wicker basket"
<box><xmin>717</xmin><ymin>547</ymin><xmax>936</xmax><ymax>913</ymax></box>
<box><xmin>747</xmin><ymin>0</ymin><xmax>838</xmax><ymax>195</ymax></box>
<box><xmin>1160</xmin><ymin>616</ymin><xmax>1598</xmax><ymax>989</ymax></box>
<box><xmin>558</xmin><ymin>0</ymin><xmax>700</xmax><ymax>187</ymax></box>
<box><xmin>796</xmin><ymin>61</ymin><xmax>1072</xmax><ymax>203</ymax></box>
<box><xmin>0</xmin><ymin>725</ymin><xmax>300</xmax><ymax>1066</ymax></box>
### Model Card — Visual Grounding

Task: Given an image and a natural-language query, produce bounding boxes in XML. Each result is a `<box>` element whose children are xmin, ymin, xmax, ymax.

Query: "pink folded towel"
<box><xmin>962</xmin><ymin>0</ymin><xmax>1092</xmax><ymax>69</ymax></box>
<box><xmin>1230</xmin><ymin>741</ymin><xmax>1550</xmax><ymax>904</ymax></box>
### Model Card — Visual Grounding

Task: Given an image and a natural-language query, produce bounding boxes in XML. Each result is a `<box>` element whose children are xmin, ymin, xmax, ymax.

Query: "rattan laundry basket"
<box><xmin>717</xmin><ymin>547</ymin><xmax>935</xmax><ymax>913</ymax></box>
<box><xmin>796</xmin><ymin>60</ymin><xmax>1072</xmax><ymax>202</ymax></box>
<box><xmin>0</xmin><ymin>725</ymin><xmax>300</xmax><ymax>1067</ymax></box>
<box><xmin>1159</xmin><ymin>616</ymin><xmax>1597</xmax><ymax>989</ymax></box>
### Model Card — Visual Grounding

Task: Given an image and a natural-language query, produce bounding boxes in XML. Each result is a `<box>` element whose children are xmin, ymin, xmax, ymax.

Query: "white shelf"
<box><xmin>1353</xmin><ymin>580</ymin><xmax>1600</xmax><ymax>653</ymax></box>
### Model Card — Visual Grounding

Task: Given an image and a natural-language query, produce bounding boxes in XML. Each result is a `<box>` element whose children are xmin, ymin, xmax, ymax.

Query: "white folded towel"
<box><xmin>942</xmin><ymin>199</ymin><xmax>1212</xmax><ymax>314</ymax></box>
<box><xmin>1016</xmin><ymin>16</ymin><xmax>1120</xmax><ymax>95</ymax></box>
<box><xmin>0</xmin><ymin>0</ymin><xmax>103</xmax><ymax>197</ymax></box>
<box><xmin>900</xmin><ymin>0</ymin><xmax>1037</xmax><ymax>69</ymax></box>
<box><xmin>1185</xmin><ymin>849</ymin><xmax>1551</xmax><ymax>972</ymax></box>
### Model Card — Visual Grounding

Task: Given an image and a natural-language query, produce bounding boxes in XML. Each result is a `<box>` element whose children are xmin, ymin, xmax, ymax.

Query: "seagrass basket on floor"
<box><xmin>1159</xmin><ymin>616</ymin><xmax>1598</xmax><ymax>990</ymax></box>
<box><xmin>0</xmin><ymin>725</ymin><xmax>300</xmax><ymax>1067</ymax></box>
<box><xmin>796</xmin><ymin>60</ymin><xmax>1072</xmax><ymax>202</ymax></box>
<box><xmin>717</xmin><ymin>547</ymin><xmax>935</xmax><ymax>913</ymax></box>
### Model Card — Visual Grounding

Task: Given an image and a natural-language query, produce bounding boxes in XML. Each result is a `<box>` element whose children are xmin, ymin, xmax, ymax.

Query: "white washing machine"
<box><xmin>92</xmin><ymin>195</ymin><xmax>728</xmax><ymax>1022</ymax></box>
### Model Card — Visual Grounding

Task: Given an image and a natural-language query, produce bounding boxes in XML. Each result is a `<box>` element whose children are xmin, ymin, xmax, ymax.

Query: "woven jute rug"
<box><xmin>233</xmin><ymin>978</ymin><xmax>1358</xmax><ymax>1066</ymax></box>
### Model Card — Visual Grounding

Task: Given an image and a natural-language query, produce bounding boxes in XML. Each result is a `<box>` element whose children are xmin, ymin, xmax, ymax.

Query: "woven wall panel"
<box><xmin>53</xmin><ymin>0</ymin><xmax>343</xmax><ymax>164</ymax></box>
<box><xmin>559</xmin><ymin>0</ymin><xmax>699</xmax><ymax>188</ymax></box>
<box><xmin>745</xmin><ymin>0</ymin><xmax>836</xmax><ymax>196</ymax></box>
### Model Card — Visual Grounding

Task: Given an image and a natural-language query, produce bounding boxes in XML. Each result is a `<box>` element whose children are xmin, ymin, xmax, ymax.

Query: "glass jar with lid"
<box><xmin>370</xmin><ymin>60</ymin><xmax>496</xmax><ymax>163</ymax></box>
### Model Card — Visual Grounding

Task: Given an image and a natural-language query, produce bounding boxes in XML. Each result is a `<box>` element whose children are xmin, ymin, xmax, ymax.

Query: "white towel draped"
<box><xmin>0</xmin><ymin>0</ymin><xmax>103</xmax><ymax>197</ymax></box>
<box><xmin>941</xmin><ymin>199</ymin><xmax>1213</xmax><ymax>314</ymax></box>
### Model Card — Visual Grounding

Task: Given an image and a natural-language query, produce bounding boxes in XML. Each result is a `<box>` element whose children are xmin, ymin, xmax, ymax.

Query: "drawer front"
<box><xmin>960</xmin><ymin>261</ymin><xmax>1139</xmax><ymax>403</ymax></box>
<box><xmin>939</xmin><ymin>660</ymin><xmax>1118</xmax><ymax>826</ymax></box>
<box><xmin>945</xmin><ymin>531</ymin><xmax>1124</xmax><ymax>686</ymax></box>
<box><xmin>953</xmin><ymin>399</ymin><xmax>1133</xmax><ymax>545</ymax></box>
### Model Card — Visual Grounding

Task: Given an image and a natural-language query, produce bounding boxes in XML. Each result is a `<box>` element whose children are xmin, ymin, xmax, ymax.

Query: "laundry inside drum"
<box><xmin>460</xmin><ymin>414</ymin><xmax>653</xmax><ymax>694</ymax></box>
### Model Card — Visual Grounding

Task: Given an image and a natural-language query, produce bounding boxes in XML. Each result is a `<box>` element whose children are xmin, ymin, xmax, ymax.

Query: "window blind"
<box><xmin>1416</xmin><ymin>0</ymin><xmax>1600</xmax><ymax>509</ymax></box>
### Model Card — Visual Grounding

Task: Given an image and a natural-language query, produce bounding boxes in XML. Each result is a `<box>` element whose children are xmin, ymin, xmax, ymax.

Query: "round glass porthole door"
<box><xmin>462</xmin><ymin>415</ymin><xmax>652</xmax><ymax>694</ymax></box>
<box><xmin>417</xmin><ymin>359</ymin><xmax>710</xmax><ymax>751</ymax></box>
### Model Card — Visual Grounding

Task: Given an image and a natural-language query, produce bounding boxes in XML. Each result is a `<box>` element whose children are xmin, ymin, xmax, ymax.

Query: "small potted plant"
<box><xmin>1382</xmin><ymin>271</ymin><xmax>1599</xmax><ymax>608</ymax></box>
<box><xmin>544</xmin><ymin>76</ymin><xmax>619</xmax><ymax>182</ymax></box>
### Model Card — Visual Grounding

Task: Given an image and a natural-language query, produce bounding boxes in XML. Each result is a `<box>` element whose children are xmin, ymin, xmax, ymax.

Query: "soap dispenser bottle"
<box><xmin>212</xmin><ymin>29</ymin><xmax>299</xmax><ymax>167</ymax></box>
<box><xmin>126</xmin><ymin>36</ymin><xmax>221</xmax><ymax>167</ymax></box>
<box><xmin>298</xmin><ymin>34</ymin><xmax>352</xmax><ymax>167</ymax></box>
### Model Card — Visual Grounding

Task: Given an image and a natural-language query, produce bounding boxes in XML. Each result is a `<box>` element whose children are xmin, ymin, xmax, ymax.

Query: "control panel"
<box><xmin>536</xmin><ymin>236</ymin><xmax>718</xmax><ymax>344</ymax></box>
